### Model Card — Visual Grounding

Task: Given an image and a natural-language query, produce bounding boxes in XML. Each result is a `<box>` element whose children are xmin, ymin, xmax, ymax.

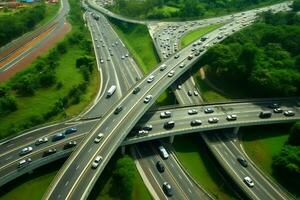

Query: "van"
<box><xmin>106</xmin><ymin>85</ymin><xmax>117</xmax><ymax>98</ymax></box>
<box><xmin>259</xmin><ymin>111</ymin><xmax>272</xmax><ymax>118</ymax></box>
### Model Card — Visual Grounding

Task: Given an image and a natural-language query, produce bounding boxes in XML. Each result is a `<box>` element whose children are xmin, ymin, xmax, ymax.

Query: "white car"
<box><xmin>226</xmin><ymin>114</ymin><xmax>237</xmax><ymax>121</ymax></box>
<box><xmin>244</xmin><ymin>176</ymin><xmax>254</xmax><ymax>187</ymax></box>
<box><xmin>18</xmin><ymin>158</ymin><xmax>32</xmax><ymax>168</ymax></box>
<box><xmin>144</xmin><ymin>95</ymin><xmax>153</xmax><ymax>103</ymax></box>
<box><xmin>168</xmin><ymin>70</ymin><xmax>175</xmax><ymax>77</ymax></box>
<box><xmin>19</xmin><ymin>146</ymin><xmax>33</xmax><ymax>156</ymax></box>
<box><xmin>35</xmin><ymin>137</ymin><xmax>48</xmax><ymax>146</ymax></box>
<box><xmin>208</xmin><ymin>117</ymin><xmax>219</xmax><ymax>123</ymax></box>
<box><xmin>147</xmin><ymin>75</ymin><xmax>155</xmax><ymax>83</ymax></box>
<box><xmin>188</xmin><ymin>109</ymin><xmax>198</xmax><ymax>115</ymax></box>
<box><xmin>160</xmin><ymin>111</ymin><xmax>172</xmax><ymax>118</ymax></box>
<box><xmin>94</xmin><ymin>133</ymin><xmax>104</xmax><ymax>143</ymax></box>
<box><xmin>138</xmin><ymin>130</ymin><xmax>148</xmax><ymax>136</ymax></box>
<box><xmin>92</xmin><ymin>155</ymin><xmax>103</xmax><ymax>169</ymax></box>
<box><xmin>179</xmin><ymin>63</ymin><xmax>185</xmax><ymax>68</ymax></box>
<box><xmin>121</xmin><ymin>55</ymin><xmax>125</xmax><ymax>59</ymax></box>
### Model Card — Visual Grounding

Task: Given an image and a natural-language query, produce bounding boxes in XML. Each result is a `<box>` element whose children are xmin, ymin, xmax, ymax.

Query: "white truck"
<box><xmin>106</xmin><ymin>85</ymin><xmax>116</xmax><ymax>98</ymax></box>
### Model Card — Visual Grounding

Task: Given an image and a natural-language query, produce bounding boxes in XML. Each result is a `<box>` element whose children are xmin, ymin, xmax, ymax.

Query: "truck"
<box><xmin>106</xmin><ymin>85</ymin><xmax>116</xmax><ymax>98</ymax></box>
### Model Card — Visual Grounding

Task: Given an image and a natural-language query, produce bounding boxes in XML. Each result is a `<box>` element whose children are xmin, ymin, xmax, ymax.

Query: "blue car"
<box><xmin>65</xmin><ymin>128</ymin><xmax>77</xmax><ymax>135</ymax></box>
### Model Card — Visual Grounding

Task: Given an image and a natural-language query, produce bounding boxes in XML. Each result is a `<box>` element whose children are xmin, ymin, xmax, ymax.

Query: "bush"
<box><xmin>288</xmin><ymin>121</ymin><xmax>300</xmax><ymax>146</ymax></box>
<box><xmin>0</xmin><ymin>95</ymin><xmax>17</xmax><ymax>114</ymax></box>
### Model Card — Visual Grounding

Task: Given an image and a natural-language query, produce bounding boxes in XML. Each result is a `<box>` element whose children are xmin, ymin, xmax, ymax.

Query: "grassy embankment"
<box><xmin>174</xmin><ymin>134</ymin><xmax>237</xmax><ymax>199</ymax></box>
<box><xmin>108</xmin><ymin>18</ymin><xmax>175</xmax><ymax>106</ymax></box>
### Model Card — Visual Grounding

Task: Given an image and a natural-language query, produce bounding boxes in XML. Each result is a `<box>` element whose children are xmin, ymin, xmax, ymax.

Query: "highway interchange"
<box><xmin>0</xmin><ymin>0</ymin><xmax>298</xmax><ymax>200</ymax></box>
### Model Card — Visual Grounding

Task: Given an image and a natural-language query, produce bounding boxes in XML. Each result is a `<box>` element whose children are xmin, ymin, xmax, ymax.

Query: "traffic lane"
<box><xmin>220</xmin><ymin>132</ymin><xmax>292</xmax><ymax>200</ymax></box>
<box><xmin>0</xmin><ymin>134</ymin><xmax>84</xmax><ymax>182</ymax></box>
<box><xmin>210</xmin><ymin>132</ymin><xmax>288</xmax><ymax>200</ymax></box>
<box><xmin>0</xmin><ymin>120</ymin><xmax>96</xmax><ymax>163</ymax></box>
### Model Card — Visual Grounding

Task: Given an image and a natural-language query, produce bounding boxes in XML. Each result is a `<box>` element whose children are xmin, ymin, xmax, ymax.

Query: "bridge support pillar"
<box><xmin>169</xmin><ymin>136</ymin><xmax>174</xmax><ymax>144</ymax></box>
<box><xmin>233</xmin><ymin>127</ymin><xmax>240</xmax><ymax>135</ymax></box>
<box><xmin>121</xmin><ymin>146</ymin><xmax>126</xmax><ymax>155</ymax></box>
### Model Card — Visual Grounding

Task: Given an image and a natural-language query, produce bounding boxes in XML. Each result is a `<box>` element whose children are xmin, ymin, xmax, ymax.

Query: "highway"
<box><xmin>0</xmin><ymin>0</ymin><xmax>70</xmax><ymax>75</ymax></box>
<box><xmin>41</xmin><ymin>2</ymin><xmax>296</xmax><ymax>199</ymax></box>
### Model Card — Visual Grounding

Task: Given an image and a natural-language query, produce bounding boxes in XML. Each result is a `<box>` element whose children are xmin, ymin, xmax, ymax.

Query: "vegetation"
<box><xmin>181</xmin><ymin>24</ymin><xmax>223</xmax><ymax>47</ymax></box>
<box><xmin>174</xmin><ymin>134</ymin><xmax>236</xmax><ymax>199</ymax></box>
<box><xmin>0</xmin><ymin>4</ymin><xmax>46</xmax><ymax>46</ymax></box>
<box><xmin>199</xmin><ymin>12</ymin><xmax>300</xmax><ymax>97</ymax></box>
<box><xmin>272</xmin><ymin>121</ymin><xmax>300</xmax><ymax>196</ymax></box>
<box><xmin>0</xmin><ymin>0</ymin><xmax>99</xmax><ymax>139</ymax></box>
<box><xmin>108</xmin><ymin>17</ymin><xmax>159</xmax><ymax>74</ymax></box>
<box><xmin>109</xmin><ymin>0</ymin><xmax>284</xmax><ymax>19</ymax></box>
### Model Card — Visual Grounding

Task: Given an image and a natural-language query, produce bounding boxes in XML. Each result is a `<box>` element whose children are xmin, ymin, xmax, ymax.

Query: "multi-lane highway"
<box><xmin>0</xmin><ymin>1</ymin><xmax>296</xmax><ymax>199</ymax></box>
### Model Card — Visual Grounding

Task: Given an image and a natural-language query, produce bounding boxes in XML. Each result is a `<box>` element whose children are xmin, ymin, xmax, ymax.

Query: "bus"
<box><xmin>158</xmin><ymin>145</ymin><xmax>169</xmax><ymax>159</ymax></box>
<box><xmin>107</xmin><ymin>85</ymin><xmax>117</xmax><ymax>98</ymax></box>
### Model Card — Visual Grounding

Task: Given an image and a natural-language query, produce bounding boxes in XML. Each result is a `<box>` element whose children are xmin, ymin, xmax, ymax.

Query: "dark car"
<box><xmin>142</xmin><ymin>124</ymin><xmax>153</xmax><ymax>131</ymax></box>
<box><xmin>204</xmin><ymin>107</ymin><xmax>214</xmax><ymax>114</ymax></box>
<box><xmin>132</xmin><ymin>87</ymin><xmax>140</xmax><ymax>94</ymax></box>
<box><xmin>164</xmin><ymin>121</ymin><xmax>175</xmax><ymax>129</ymax></box>
<box><xmin>268</xmin><ymin>103</ymin><xmax>280</xmax><ymax>109</ymax></box>
<box><xmin>52</xmin><ymin>133</ymin><xmax>65</xmax><ymax>142</ymax></box>
<box><xmin>43</xmin><ymin>148</ymin><xmax>57</xmax><ymax>157</ymax></box>
<box><xmin>187</xmin><ymin>90</ymin><xmax>193</xmax><ymax>96</ymax></box>
<box><xmin>191</xmin><ymin>119</ymin><xmax>202</xmax><ymax>126</ymax></box>
<box><xmin>163</xmin><ymin>182</ymin><xmax>173</xmax><ymax>197</ymax></box>
<box><xmin>64</xmin><ymin>141</ymin><xmax>77</xmax><ymax>149</ymax></box>
<box><xmin>65</xmin><ymin>128</ymin><xmax>77</xmax><ymax>135</ymax></box>
<box><xmin>114</xmin><ymin>106</ymin><xmax>123</xmax><ymax>114</ymax></box>
<box><xmin>237</xmin><ymin>156</ymin><xmax>248</xmax><ymax>167</ymax></box>
<box><xmin>259</xmin><ymin>111</ymin><xmax>272</xmax><ymax>118</ymax></box>
<box><xmin>156</xmin><ymin>161</ymin><xmax>165</xmax><ymax>173</ymax></box>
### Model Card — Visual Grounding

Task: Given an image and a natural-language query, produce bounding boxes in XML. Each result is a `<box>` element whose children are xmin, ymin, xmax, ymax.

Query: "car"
<box><xmin>177</xmin><ymin>85</ymin><xmax>182</xmax><ymax>90</ymax></box>
<box><xmin>92</xmin><ymin>155</ymin><xmax>103</xmax><ymax>169</ymax></box>
<box><xmin>160</xmin><ymin>111</ymin><xmax>172</xmax><ymax>119</ymax></box>
<box><xmin>125</xmin><ymin>53</ymin><xmax>129</xmax><ymax>57</ymax></box>
<box><xmin>94</xmin><ymin>133</ymin><xmax>104</xmax><ymax>143</ymax></box>
<box><xmin>164</xmin><ymin>121</ymin><xmax>175</xmax><ymax>129</ymax></box>
<box><xmin>160</xmin><ymin>64</ymin><xmax>167</xmax><ymax>71</ymax></box>
<box><xmin>96</xmin><ymin>45</ymin><xmax>100</xmax><ymax>48</ymax></box>
<box><xmin>100</xmin><ymin>59</ymin><xmax>104</xmax><ymax>63</ymax></box>
<box><xmin>132</xmin><ymin>87</ymin><xmax>141</xmax><ymax>94</ymax></box>
<box><xmin>19</xmin><ymin>146</ymin><xmax>33</xmax><ymax>156</ymax></box>
<box><xmin>162</xmin><ymin>182</ymin><xmax>173</xmax><ymax>197</ymax></box>
<box><xmin>199</xmin><ymin>48</ymin><xmax>205</xmax><ymax>52</ymax></box>
<box><xmin>121</xmin><ymin>55</ymin><xmax>125</xmax><ymax>59</ymax></box>
<box><xmin>200</xmin><ymin>36</ymin><xmax>208</xmax><ymax>41</ymax></box>
<box><xmin>179</xmin><ymin>63</ymin><xmax>185</xmax><ymax>68</ymax></box>
<box><xmin>52</xmin><ymin>133</ymin><xmax>65</xmax><ymax>142</ymax></box>
<box><xmin>114</xmin><ymin>106</ymin><xmax>123</xmax><ymax>114</ymax></box>
<box><xmin>147</xmin><ymin>75</ymin><xmax>155</xmax><ymax>83</ymax></box>
<box><xmin>138</xmin><ymin>130</ymin><xmax>149</xmax><ymax>136</ymax></box>
<box><xmin>43</xmin><ymin>148</ymin><xmax>57</xmax><ymax>157</ymax></box>
<box><xmin>268</xmin><ymin>103</ymin><xmax>280</xmax><ymax>109</ymax></box>
<box><xmin>188</xmin><ymin>55</ymin><xmax>193</xmax><ymax>60</ymax></box>
<box><xmin>259</xmin><ymin>111</ymin><xmax>272</xmax><ymax>118</ymax></box>
<box><xmin>204</xmin><ymin>107</ymin><xmax>214</xmax><ymax>114</ymax></box>
<box><xmin>168</xmin><ymin>70</ymin><xmax>175</xmax><ymax>77</ymax></box>
<box><xmin>208</xmin><ymin>117</ymin><xmax>219</xmax><ymax>123</ymax></box>
<box><xmin>244</xmin><ymin>176</ymin><xmax>254</xmax><ymax>187</ymax></box>
<box><xmin>156</xmin><ymin>161</ymin><xmax>165</xmax><ymax>173</ymax></box>
<box><xmin>237</xmin><ymin>156</ymin><xmax>248</xmax><ymax>167</ymax></box>
<box><xmin>188</xmin><ymin>109</ymin><xmax>198</xmax><ymax>115</ymax></box>
<box><xmin>284</xmin><ymin>110</ymin><xmax>295</xmax><ymax>117</ymax></box>
<box><xmin>142</xmin><ymin>124</ymin><xmax>153</xmax><ymax>131</ymax></box>
<box><xmin>226</xmin><ymin>114</ymin><xmax>237</xmax><ymax>121</ymax></box>
<box><xmin>35</xmin><ymin>137</ymin><xmax>48</xmax><ymax>146</ymax></box>
<box><xmin>174</xmin><ymin>54</ymin><xmax>180</xmax><ymax>59</ymax></box>
<box><xmin>64</xmin><ymin>141</ymin><xmax>77</xmax><ymax>149</ymax></box>
<box><xmin>187</xmin><ymin>90</ymin><xmax>193</xmax><ymax>96</ymax></box>
<box><xmin>194</xmin><ymin>91</ymin><xmax>199</xmax><ymax>96</ymax></box>
<box><xmin>273</xmin><ymin>108</ymin><xmax>283</xmax><ymax>113</ymax></box>
<box><xmin>144</xmin><ymin>95</ymin><xmax>153</xmax><ymax>104</ymax></box>
<box><xmin>65</xmin><ymin>128</ymin><xmax>77</xmax><ymax>135</ymax></box>
<box><xmin>194</xmin><ymin>51</ymin><xmax>200</xmax><ymax>56</ymax></box>
<box><xmin>18</xmin><ymin>158</ymin><xmax>32</xmax><ymax>168</ymax></box>
<box><xmin>191</xmin><ymin>119</ymin><xmax>202</xmax><ymax>126</ymax></box>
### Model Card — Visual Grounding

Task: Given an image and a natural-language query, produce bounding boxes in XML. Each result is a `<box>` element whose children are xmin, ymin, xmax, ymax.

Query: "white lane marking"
<box><xmin>88</xmin><ymin>148</ymin><xmax>92</xmax><ymax>153</ymax></box>
<box><xmin>178</xmin><ymin>174</ymin><xmax>182</xmax><ymax>179</ymax></box>
<box><xmin>6</xmin><ymin>144</ymin><xmax>14</xmax><ymax>148</ymax></box>
<box><xmin>76</xmin><ymin>165</ymin><xmax>80</xmax><ymax>171</ymax></box>
<box><xmin>26</xmin><ymin>136</ymin><xmax>33</xmax><ymax>140</ymax></box>
<box><xmin>188</xmin><ymin>188</ymin><xmax>192</xmax><ymax>194</ymax></box>
<box><xmin>57</xmin><ymin>194</ymin><xmax>61</xmax><ymax>199</ymax></box>
<box><xmin>5</xmin><ymin>155</ymin><xmax>13</xmax><ymax>161</ymax></box>
<box><xmin>170</xmin><ymin>163</ymin><xmax>174</xmax><ymax>168</ymax></box>
<box><xmin>65</xmin><ymin>181</ymin><xmax>69</xmax><ymax>186</ymax></box>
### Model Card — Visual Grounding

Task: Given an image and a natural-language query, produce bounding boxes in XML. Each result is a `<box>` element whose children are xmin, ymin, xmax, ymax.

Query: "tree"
<box><xmin>113</xmin><ymin>156</ymin><xmax>135</xmax><ymax>199</ymax></box>
<box><xmin>291</xmin><ymin>0</ymin><xmax>300</xmax><ymax>11</ymax></box>
<box><xmin>288</xmin><ymin>121</ymin><xmax>300</xmax><ymax>146</ymax></box>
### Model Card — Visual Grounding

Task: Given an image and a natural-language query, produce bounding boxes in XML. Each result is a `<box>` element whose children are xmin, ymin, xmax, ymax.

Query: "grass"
<box><xmin>174</xmin><ymin>134</ymin><xmax>236</xmax><ymax>200</ymax></box>
<box><xmin>193</xmin><ymin>72</ymin><xmax>228</xmax><ymax>102</ymax></box>
<box><xmin>241</xmin><ymin>125</ymin><xmax>290</xmax><ymax>178</ymax></box>
<box><xmin>0</xmin><ymin>42</ymin><xmax>99</xmax><ymax>138</ymax></box>
<box><xmin>108</xmin><ymin>18</ymin><xmax>159</xmax><ymax>75</ymax></box>
<box><xmin>181</xmin><ymin>24</ymin><xmax>223</xmax><ymax>47</ymax></box>
<box><xmin>36</xmin><ymin>2</ymin><xmax>60</xmax><ymax>27</ymax></box>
